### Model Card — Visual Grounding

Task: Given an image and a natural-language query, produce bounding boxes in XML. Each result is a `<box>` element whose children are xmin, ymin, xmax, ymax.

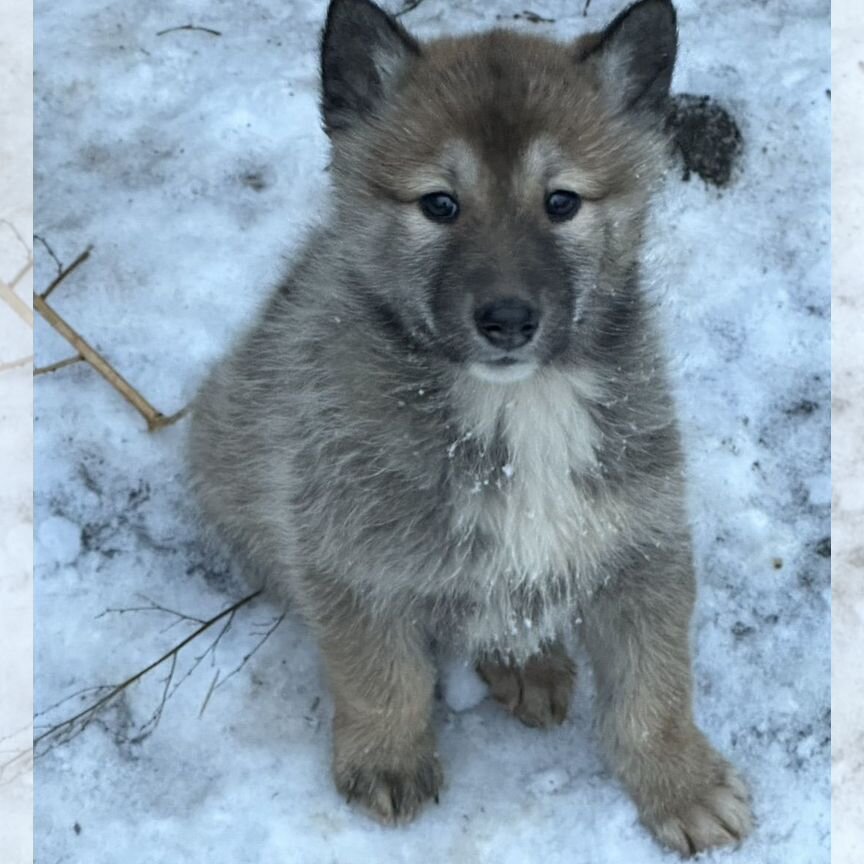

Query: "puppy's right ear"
<box><xmin>578</xmin><ymin>0</ymin><xmax>677</xmax><ymax>116</ymax></box>
<box><xmin>320</xmin><ymin>0</ymin><xmax>420</xmax><ymax>136</ymax></box>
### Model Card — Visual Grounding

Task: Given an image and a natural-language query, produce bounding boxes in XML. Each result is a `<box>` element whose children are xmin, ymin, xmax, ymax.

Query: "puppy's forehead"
<box><xmin>405</xmin><ymin>139</ymin><xmax>481</xmax><ymax>193</ymax></box>
<box><xmin>407</xmin><ymin>136</ymin><xmax>601</xmax><ymax>201</ymax></box>
<box><xmin>372</xmin><ymin>31</ymin><xmax>650</xmax><ymax>198</ymax></box>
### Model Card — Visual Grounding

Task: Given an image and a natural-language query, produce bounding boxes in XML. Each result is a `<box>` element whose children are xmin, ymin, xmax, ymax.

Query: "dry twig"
<box><xmin>33</xmin><ymin>246</ymin><xmax>189</xmax><ymax>431</ymax></box>
<box><xmin>0</xmin><ymin>282</ymin><xmax>32</xmax><ymax>326</ymax></box>
<box><xmin>33</xmin><ymin>589</ymin><xmax>262</xmax><ymax>756</ymax></box>
<box><xmin>34</xmin><ymin>233</ymin><xmax>63</xmax><ymax>275</ymax></box>
<box><xmin>0</xmin><ymin>219</ymin><xmax>33</xmax><ymax>327</ymax></box>
<box><xmin>39</xmin><ymin>245</ymin><xmax>92</xmax><ymax>300</ymax></box>
<box><xmin>498</xmin><ymin>10</ymin><xmax>557</xmax><ymax>24</ymax></box>
<box><xmin>0</xmin><ymin>355</ymin><xmax>33</xmax><ymax>373</ymax></box>
<box><xmin>395</xmin><ymin>0</ymin><xmax>428</xmax><ymax>17</ymax></box>
<box><xmin>34</xmin><ymin>355</ymin><xmax>84</xmax><ymax>376</ymax></box>
<box><xmin>215</xmin><ymin>613</ymin><xmax>286</xmax><ymax>691</ymax></box>
<box><xmin>96</xmin><ymin>594</ymin><xmax>207</xmax><ymax>627</ymax></box>
<box><xmin>156</xmin><ymin>24</ymin><xmax>222</xmax><ymax>37</ymax></box>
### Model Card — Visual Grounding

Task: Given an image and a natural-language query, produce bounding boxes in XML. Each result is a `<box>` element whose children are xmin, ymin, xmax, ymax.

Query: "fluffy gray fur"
<box><xmin>187</xmin><ymin>0</ymin><xmax>752</xmax><ymax>854</ymax></box>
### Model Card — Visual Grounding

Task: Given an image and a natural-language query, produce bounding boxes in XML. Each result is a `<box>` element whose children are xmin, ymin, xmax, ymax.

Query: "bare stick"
<box><xmin>216</xmin><ymin>613</ymin><xmax>286</xmax><ymax>691</ymax></box>
<box><xmin>0</xmin><ymin>218</ymin><xmax>31</xmax><ymax>262</ymax></box>
<box><xmin>33</xmin><ymin>292</ymin><xmax>188</xmax><ymax>431</ymax></box>
<box><xmin>96</xmin><ymin>594</ymin><xmax>207</xmax><ymax>626</ymax></box>
<box><xmin>156</xmin><ymin>24</ymin><xmax>222</xmax><ymax>37</ymax></box>
<box><xmin>130</xmin><ymin>653</ymin><xmax>177</xmax><ymax>744</ymax></box>
<box><xmin>10</xmin><ymin>258</ymin><xmax>33</xmax><ymax>289</ymax></box>
<box><xmin>34</xmin><ymin>234</ymin><xmax>63</xmax><ymax>276</ymax></box>
<box><xmin>0</xmin><ymin>280</ymin><xmax>33</xmax><ymax>326</ymax></box>
<box><xmin>34</xmin><ymin>589</ymin><xmax>262</xmax><ymax>754</ymax></box>
<box><xmin>0</xmin><ymin>355</ymin><xmax>33</xmax><ymax>373</ymax></box>
<box><xmin>34</xmin><ymin>355</ymin><xmax>84</xmax><ymax>376</ymax></box>
<box><xmin>39</xmin><ymin>246</ymin><xmax>92</xmax><ymax>300</ymax></box>
<box><xmin>168</xmin><ymin>610</ymin><xmax>236</xmax><ymax>698</ymax></box>
<box><xmin>198</xmin><ymin>670</ymin><xmax>221</xmax><ymax>718</ymax></box>
<box><xmin>34</xmin><ymin>685</ymin><xmax>117</xmax><ymax>721</ymax></box>
<box><xmin>583</xmin><ymin>0</ymin><xmax>592</xmax><ymax>15</ymax></box>
<box><xmin>395</xmin><ymin>0</ymin><xmax>428</xmax><ymax>17</ymax></box>
<box><xmin>35</xmin><ymin>246</ymin><xmax>189</xmax><ymax>429</ymax></box>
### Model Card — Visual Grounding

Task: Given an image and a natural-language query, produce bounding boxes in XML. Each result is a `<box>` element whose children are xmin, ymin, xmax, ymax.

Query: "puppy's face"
<box><xmin>321</xmin><ymin>0</ymin><xmax>677</xmax><ymax>380</ymax></box>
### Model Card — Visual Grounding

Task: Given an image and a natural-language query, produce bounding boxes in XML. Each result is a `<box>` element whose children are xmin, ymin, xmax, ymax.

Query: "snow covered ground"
<box><xmin>831</xmin><ymin>1</ymin><xmax>864</xmax><ymax>861</ymax></box>
<box><xmin>34</xmin><ymin>1</ymin><xmax>830</xmax><ymax>862</ymax></box>
<box><xmin>1</xmin><ymin>1</ymin><xmax>34</xmax><ymax>862</ymax></box>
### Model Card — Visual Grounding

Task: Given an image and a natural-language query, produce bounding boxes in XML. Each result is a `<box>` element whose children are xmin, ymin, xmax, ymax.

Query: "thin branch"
<box><xmin>34</xmin><ymin>234</ymin><xmax>63</xmax><ymax>277</ymax></box>
<box><xmin>34</xmin><ymin>355</ymin><xmax>84</xmax><ymax>376</ymax></box>
<box><xmin>0</xmin><ymin>355</ymin><xmax>33</xmax><ymax>373</ymax></box>
<box><xmin>395</xmin><ymin>0</ymin><xmax>428</xmax><ymax>17</ymax></box>
<box><xmin>0</xmin><ymin>218</ymin><xmax>31</xmax><ymax>262</ymax></box>
<box><xmin>39</xmin><ymin>246</ymin><xmax>92</xmax><ymax>300</ymax></box>
<box><xmin>10</xmin><ymin>258</ymin><xmax>33</xmax><ymax>289</ymax></box>
<box><xmin>198</xmin><ymin>670</ymin><xmax>220</xmax><ymax>717</ymax></box>
<box><xmin>583</xmin><ymin>0</ymin><xmax>592</xmax><ymax>15</ymax></box>
<box><xmin>96</xmin><ymin>594</ymin><xmax>206</xmax><ymax>626</ymax></box>
<box><xmin>129</xmin><ymin>652</ymin><xmax>177</xmax><ymax>744</ymax></box>
<box><xmin>0</xmin><ymin>280</ymin><xmax>33</xmax><ymax>326</ymax></box>
<box><xmin>168</xmin><ymin>609</ymin><xmax>236</xmax><ymax>698</ymax></box>
<box><xmin>34</xmin><ymin>288</ymin><xmax>189</xmax><ymax>432</ymax></box>
<box><xmin>0</xmin><ymin>746</ymin><xmax>32</xmax><ymax>786</ymax></box>
<box><xmin>156</xmin><ymin>24</ymin><xmax>222</xmax><ymax>37</ymax></box>
<box><xmin>216</xmin><ymin>613</ymin><xmax>286</xmax><ymax>691</ymax></box>
<box><xmin>508</xmin><ymin>10</ymin><xmax>556</xmax><ymax>24</ymax></box>
<box><xmin>33</xmin><ymin>589</ymin><xmax>262</xmax><ymax>755</ymax></box>
<box><xmin>34</xmin><ymin>685</ymin><xmax>117</xmax><ymax>720</ymax></box>
<box><xmin>34</xmin><ymin>245</ymin><xmax>189</xmax><ymax>430</ymax></box>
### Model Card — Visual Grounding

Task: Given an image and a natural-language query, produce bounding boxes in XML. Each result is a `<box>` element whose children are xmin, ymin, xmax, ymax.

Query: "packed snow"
<box><xmin>830</xmin><ymin>2</ymin><xmax>864</xmax><ymax>861</ymax></box>
<box><xmin>1</xmin><ymin>1</ymin><xmax>34</xmax><ymax>862</ymax></box>
<box><xmin>34</xmin><ymin>1</ymin><xmax>830</xmax><ymax>862</ymax></box>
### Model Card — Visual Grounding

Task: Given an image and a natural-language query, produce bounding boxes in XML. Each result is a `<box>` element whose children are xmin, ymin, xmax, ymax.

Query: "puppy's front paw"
<box><xmin>334</xmin><ymin>745</ymin><xmax>442</xmax><ymax>825</ymax></box>
<box><xmin>640</xmin><ymin>751</ymin><xmax>752</xmax><ymax>857</ymax></box>
<box><xmin>477</xmin><ymin>644</ymin><xmax>575</xmax><ymax>728</ymax></box>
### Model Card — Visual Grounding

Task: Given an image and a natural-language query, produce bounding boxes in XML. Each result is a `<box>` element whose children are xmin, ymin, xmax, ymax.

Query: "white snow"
<box><xmin>830</xmin><ymin>2</ymin><xmax>864</xmax><ymax>861</ymax></box>
<box><xmin>34</xmin><ymin>1</ymin><xmax>830</xmax><ymax>863</ymax></box>
<box><xmin>1</xmin><ymin>1</ymin><xmax>34</xmax><ymax>862</ymax></box>
<box><xmin>440</xmin><ymin>658</ymin><xmax>489</xmax><ymax>713</ymax></box>
<box><xmin>36</xmin><ymin>516</ymin><xmax>82</xmax><ymax>567</ymax></box>
<box><xmin>527</xmin><ymin>767</ymin><xmax>571</xmax><ymax>796</ymax></box>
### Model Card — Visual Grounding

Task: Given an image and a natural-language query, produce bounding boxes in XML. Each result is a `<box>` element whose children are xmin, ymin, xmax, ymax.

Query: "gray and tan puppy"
<box><xmin>188</xmin><ymin>0</ymin><xmax>752</xmax><ymax>855</ymax></box>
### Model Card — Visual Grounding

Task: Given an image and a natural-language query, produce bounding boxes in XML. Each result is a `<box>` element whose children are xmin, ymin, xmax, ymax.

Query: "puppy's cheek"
<box><xmin>402</xmin><ymin>207</ymin><xmax>451</xmax><ymax>247</ymax></box>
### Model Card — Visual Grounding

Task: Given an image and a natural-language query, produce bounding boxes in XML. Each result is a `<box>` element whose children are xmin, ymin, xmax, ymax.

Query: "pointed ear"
<box><xmin>320</xmin><ymin>0</ymin><xmax>420</xmax><ymax>135</ymax></box>
<box><xmin>579</xmin><ymin>0</ymin><xmax>678</xmax><ymax>115</ymax></box>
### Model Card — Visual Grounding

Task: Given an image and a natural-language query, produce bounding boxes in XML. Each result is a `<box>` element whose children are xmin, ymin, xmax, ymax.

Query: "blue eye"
<box><xmin>420</xmin><ymin>192</ymin><xmax>459</xmax><ymax>223</ymax></box>
<box><xmin>545</xmin><ymin>190</ymin><xmax>582</xmax><ymax>221</ymax></box>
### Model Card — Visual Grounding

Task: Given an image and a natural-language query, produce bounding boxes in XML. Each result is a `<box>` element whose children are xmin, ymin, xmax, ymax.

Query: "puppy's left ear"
<box><xmin>578</xmin><ymin>0</ymin><xmax>678</xmax><ymax>115</ymax></box>
<box><xmin>320</xmin><ymin>0</ymin><xmax>420</xmax><ymax>136</ymax></box>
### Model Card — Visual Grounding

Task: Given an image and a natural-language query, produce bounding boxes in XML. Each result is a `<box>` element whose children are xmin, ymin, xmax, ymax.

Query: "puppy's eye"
<box><xmin>420</xmin><ymin>192</ymin><xmax>459</xmax><ymax>223</ymax></box>
<box><xmin>545</xmin><ymin>190</ymin><xmax>582</xmax><ymax>222</ymax></box>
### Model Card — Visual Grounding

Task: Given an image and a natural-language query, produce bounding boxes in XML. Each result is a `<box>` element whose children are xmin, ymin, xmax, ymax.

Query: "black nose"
<box><xmin>474</xmin><ymin>299</ymin><xmax>540</xmax><ymax>350</ymax></box>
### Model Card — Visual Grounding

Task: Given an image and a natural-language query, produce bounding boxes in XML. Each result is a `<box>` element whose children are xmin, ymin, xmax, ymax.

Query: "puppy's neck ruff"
<box><xmin>454</xmin><ymin>363</ymin><xmax>602</xmax><ymax>468</ymax></box>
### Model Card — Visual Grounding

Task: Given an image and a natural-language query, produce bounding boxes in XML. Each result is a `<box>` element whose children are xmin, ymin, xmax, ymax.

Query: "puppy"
<box><xmin>188</xmin><ymin>0</ymin><xmax>753</xmax><ymax>854</ymax></box>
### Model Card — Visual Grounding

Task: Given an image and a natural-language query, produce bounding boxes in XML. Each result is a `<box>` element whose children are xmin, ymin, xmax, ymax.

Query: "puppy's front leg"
<box><xmin>316</xmin><ymin>599</ymin><xmax>441</xmax><ymax>825</ymax></box>
<box><xmin>582</xmin><ymin>545</ymin><xmax>752</xmax><ymax>857</ymax></box>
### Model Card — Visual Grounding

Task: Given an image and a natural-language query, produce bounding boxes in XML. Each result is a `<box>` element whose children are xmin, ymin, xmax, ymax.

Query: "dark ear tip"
<box><xmin>323</xmin><ymin>0</ymin><xmax>388</xmax><ymax>40</ymax></box>
<box><xmin>619</xmin><ymin>0</ymin><xmax>677</xmax><ymax>30</ymax></box>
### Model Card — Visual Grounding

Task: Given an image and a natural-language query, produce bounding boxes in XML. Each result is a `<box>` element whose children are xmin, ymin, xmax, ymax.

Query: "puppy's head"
<box><xmin>320</xmin><ymin>0</ymin><xmax>677</xmax><ymax>381</ymax></box>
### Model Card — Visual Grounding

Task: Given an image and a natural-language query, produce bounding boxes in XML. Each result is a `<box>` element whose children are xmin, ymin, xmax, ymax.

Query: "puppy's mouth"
<box><xmin>468</xmin><ymin>358</ymin><xmax>538</xmax><ymax>384</ymax></box>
